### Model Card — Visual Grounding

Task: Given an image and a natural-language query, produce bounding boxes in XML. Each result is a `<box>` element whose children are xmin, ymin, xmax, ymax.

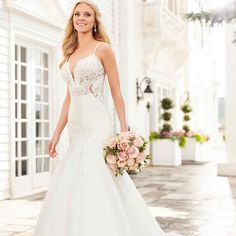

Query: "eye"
<box><xmin>74</xmin><ymin>12</ymin><xmax>80</xmax><ymax>16</ymax></box>
<box><xmin>85</xmin><ymin>13</ymin><xmax>91</xmax><ymax>16</ymax></box>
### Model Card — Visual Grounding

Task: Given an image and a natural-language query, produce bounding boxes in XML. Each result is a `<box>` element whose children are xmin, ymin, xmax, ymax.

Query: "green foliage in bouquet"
<box><xmin>139</xmin><ymin>136</ymin><xmax>152</xmax><ymax>161</ymax></box>
<box><xmin>127</xmin><ymin>136</ymin><xmax>152</xmax><ymax>175</ymax></box>
<box><xmin>103</xmin><ymin>131</ymin><xmax>153</xmax><ymax>177</ymax></box>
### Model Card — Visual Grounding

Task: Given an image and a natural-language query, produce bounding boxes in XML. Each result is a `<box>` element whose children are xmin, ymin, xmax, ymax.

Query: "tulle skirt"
<box><xmin>33</xmin><ymin>94</ymin><xmax>180</xmax><ymax>236</ymax></box>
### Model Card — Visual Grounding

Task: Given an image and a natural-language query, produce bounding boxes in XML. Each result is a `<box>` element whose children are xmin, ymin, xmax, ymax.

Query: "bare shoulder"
<box><xmin>96</xmin><ymin>42</ymin><xmax>115</xmax><ymax>59</ymax></box>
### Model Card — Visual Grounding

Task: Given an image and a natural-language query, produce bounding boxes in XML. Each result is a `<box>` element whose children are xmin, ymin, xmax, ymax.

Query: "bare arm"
<box><xmin>53</xmin><ymin>85</ymin><xmax>71</xmax><ymax>138</ymax></box>
<box><xmin>48</xmin><ymin>86</ymin><xmax>70</xmax><ymax>158</ymax></box>
<box><xmin>99</xmin><ymin>43</ymin><xmax>128</xmax><ymax>132</ymax></box>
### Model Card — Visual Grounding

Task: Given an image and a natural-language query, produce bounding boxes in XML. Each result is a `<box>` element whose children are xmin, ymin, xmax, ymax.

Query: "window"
<box><xmin>34</xmin><ymin>50</ymin><xmax>50</xmax><ymax>173</ymax></box>
<box><xmin>14</xmin><ymin>42</ymin><xmax>51</xmax><ymax>179</ymax></box>
<box><xmin>14</xmin><ymin>45</ymin><xmax>29</xmax><ymax>177</ymax></box>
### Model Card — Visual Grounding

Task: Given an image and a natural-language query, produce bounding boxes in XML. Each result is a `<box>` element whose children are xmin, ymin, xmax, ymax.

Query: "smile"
<box><xmin>77</xmin><ymin>23</ymin><xmax>87</xmax><ymax>26</ymax></box>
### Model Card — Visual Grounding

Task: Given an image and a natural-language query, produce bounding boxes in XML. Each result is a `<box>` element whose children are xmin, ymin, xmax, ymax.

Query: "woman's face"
<box><xmin>73</xmin><ymin>3</ymin><xmax>96</xmax><ymax>34</ymax></box>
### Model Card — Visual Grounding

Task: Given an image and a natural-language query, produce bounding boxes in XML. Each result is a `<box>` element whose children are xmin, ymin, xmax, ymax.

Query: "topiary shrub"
<box><xmin>149</xmin><ymin>97</ymin><xmax>186</xmax><ymax>147</ymax></box>
<box><xmin>160</xmin><ymin>98</ymin><xmax>174</xmax><ymax>134</ymax></box>
<box><xmin>181</xmin><ymin>97</ymin><xmax>192</xmax><ymax>133</ymax></box>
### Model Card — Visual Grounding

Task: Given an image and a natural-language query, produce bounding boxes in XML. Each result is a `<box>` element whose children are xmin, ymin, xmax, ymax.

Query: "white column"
<box><xmin>217</xmin><ymin>24</ymin><xmax>236</xmax><ymax>176</ymax></box>
<box><xmin>117</xmin><ymin>0</ymin><xmax>132</xmax><ymax>131</ymax></box>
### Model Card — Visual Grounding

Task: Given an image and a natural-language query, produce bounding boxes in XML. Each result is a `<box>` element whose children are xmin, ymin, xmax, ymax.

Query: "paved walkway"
<box><xmin>0</xmin><ymin>161</ymin><xmax>235</xmax><ymax>236</ymax></box>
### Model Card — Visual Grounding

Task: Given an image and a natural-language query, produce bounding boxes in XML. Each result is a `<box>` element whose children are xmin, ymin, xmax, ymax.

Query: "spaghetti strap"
<box><xmin>93</xmin><ymin>42</ymin><xmax>102</xmax><ymax>55</ymax></box>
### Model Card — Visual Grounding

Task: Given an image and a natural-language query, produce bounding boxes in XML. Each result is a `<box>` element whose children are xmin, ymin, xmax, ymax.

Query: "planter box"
<box><xmin>151</xmin><ymin>139</ymin><xmax>182</xmax><ymax>166</ymax></box>
<box><xmin>182</xmin><ymin>137</ymin><xmax>201</xmax><ymax>161</ymax></box>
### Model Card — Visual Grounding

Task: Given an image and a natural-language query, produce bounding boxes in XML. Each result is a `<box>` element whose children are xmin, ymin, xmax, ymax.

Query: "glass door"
<box><xmin>33</xmin><ymin>48</ymin><xmax>51</xmax><ymax>187</ymax></box>
<box><xmin>13</xmin><ymin>43</ymin><xmax>31</xmax><ymax>194</ymax></box>
<box><xmin>13</xmin><ymin>39</ymin><xmax>52</xmax><ymax>197</ymax></box>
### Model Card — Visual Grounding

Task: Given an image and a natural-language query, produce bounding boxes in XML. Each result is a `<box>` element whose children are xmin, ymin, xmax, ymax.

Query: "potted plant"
<box><xmin>149</xmin><ymin>98</ymin><xmax>184</xmax><ymax>166</ymax></box>
<box><xmin>180</xmin><ymin>97</ymin><xmax>210</xmax><ymax>161</ymax></box>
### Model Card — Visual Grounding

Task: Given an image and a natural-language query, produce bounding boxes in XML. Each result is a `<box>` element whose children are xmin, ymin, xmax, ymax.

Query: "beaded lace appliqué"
<box><xmin>61</xmin><ymin>52</ymin><xmax>106</xmax><ymax>103</ymax></box>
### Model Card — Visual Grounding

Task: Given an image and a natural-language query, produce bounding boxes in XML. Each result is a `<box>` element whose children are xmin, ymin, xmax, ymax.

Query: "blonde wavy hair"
<box><xmin>59</xmin><ymin>0</ymin><xmax>111</xmax><ymax>69</ymax></box>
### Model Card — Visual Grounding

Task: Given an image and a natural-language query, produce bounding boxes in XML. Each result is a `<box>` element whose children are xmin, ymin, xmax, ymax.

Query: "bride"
<box><xmin>33</xmin><ymin>1</ymin><xmax>180</xmax><ymax>235</ymax></box>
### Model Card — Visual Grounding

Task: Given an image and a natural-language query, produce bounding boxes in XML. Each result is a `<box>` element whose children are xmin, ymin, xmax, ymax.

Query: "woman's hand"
<box><xmin>48</xmin><ymin>134</ymin><xmax>60</xmax><ymax>158</ymax></box>
<box><xmin>120</xmin><ymin>125</ymin><xmax>129</xmax><ymax>133</ymax></box>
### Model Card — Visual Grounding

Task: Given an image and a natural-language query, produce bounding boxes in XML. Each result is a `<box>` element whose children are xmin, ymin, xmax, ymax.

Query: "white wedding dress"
<box><xmin>33</xmin><ymin>42</ymin><xmax>180</xmax><ymax>236</ymax></box>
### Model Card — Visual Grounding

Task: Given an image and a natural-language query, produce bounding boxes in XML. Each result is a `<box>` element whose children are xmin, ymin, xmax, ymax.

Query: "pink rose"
<box><xmin>118</xmin><ymin>151</ymin><xmax>128</xmax><ymax>161</ymax></box>
<box><xmin>127</xmin><ymin>131</ymin><xmax>136</xmax><ymax>139</ymax></box>
<box><xmin>108</xmin><ymin>137</ymin><xmax>117</xmax><ymax>148</ymax></box>
<box><xmin>124</xmin><ymin>166</ymin><xmax>129</xmax><ymax>170</ymax></box>
<box><xmin>117</xmin><ymin>161</ymin><xmax>127</xmax><ymax>168</ymax></box>
<box><xmin>133</xmin><ymin>137</ymin><xmax>144</xmax><ymax>147</ymax></box>
<box><xmin>127</xmin><ymin>146</ymin><xmax>139</xmax><ymax>158</ymax></box>
<box><xmin>127</xmin><ymin>158</ymin><xmax>135</xmax><ymax>166</ymax></box>
<box><xmin>119</xmin><ymin>131</ymin><xmax>136</xmax><ymax>140</ymax></box>
<box><xmin>136</xmin><ymin>152</ymin><xmax>145</xmax><ymax>162</ymax></box>
<box><xmin>118</xmin><ymin>132</ymin><xmax>129</xmax><ymax>140</ymax></box>
<box><xmin>129</xmin><ymin>163</ymin><xmax>139</xmax><ymax>171</ymax></box>
<box><xmin>106</xmin><ymin>154</ymin><xmax>117</xmax><ymax>164</ymax></box>
<box><xmin>117</xmin><ymin>139</ymin><xmax>130</xmax><ymax>150</ymax></box>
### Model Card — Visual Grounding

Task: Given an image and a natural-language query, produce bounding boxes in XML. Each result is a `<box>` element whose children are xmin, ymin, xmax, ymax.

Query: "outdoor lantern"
<box><xmin>136</xmin><ymin>76</ymin><xmax>153</xmax><ymax>111</ymax></box>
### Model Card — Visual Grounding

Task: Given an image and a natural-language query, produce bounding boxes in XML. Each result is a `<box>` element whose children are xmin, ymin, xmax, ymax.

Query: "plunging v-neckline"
<box><xmin>66</xmin><ymin>54</ymin><xmax>94</xmax><ymax>81</ymax></box>
<box><xmin>66</xmin><ymin>54</ymin><xmax>104</xmax><ymax>82</ymax></box>
<box><xmin>66</xmin><ymin>42</ymin><xmax>104</xmax><ymax>81</ymax></box>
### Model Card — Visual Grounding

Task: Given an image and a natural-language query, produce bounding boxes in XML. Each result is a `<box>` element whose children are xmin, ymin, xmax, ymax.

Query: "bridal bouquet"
<box><xmin>103</xmin><ymin>131</ymin><xmax>151</xmax><ymax>177</ymax></box>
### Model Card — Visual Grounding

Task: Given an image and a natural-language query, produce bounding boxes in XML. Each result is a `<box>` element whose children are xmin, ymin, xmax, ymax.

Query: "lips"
<box><xmin>77</xmin><ymin>23</ymin><xmax>87</xmax><ymax>26</ymax></box>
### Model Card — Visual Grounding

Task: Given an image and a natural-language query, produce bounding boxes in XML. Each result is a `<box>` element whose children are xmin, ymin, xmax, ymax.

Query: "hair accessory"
<box><xmin>78</xmin><ymin>1</ymin><xmax>101</xmax><ymax>17</ymax></box>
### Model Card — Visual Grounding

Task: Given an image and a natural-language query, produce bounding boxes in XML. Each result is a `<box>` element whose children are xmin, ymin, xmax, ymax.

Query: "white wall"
<box><xmin>225</xmin><ymin>24</ymin><xmax>236</xmax><ymax>164</ymax></box>
<box><xmin>0</xmin><ymin>0</ymin><xmax>67</xmax><ymax>199</ymax></box>
<box><xmin>187</xmin><ymin>15</ymin><xmax>219</xmax><ymax>150</ymax></box>
<box><xmin>117</xmin><ymin>0</ymin><xmax>144</xmax><ymax>135</ymax></box>
<box><xmin>143</xmin><ymin>1</ymin><xmax>188</xmax><ymax>137</ymax></box>
<box><xmin>0</xmin><ymin>1</ymin><xmax>10</xmax><ymax>200</ymax></box>
<box><xmin>217</xmin><ymin>23</ymin><xmax>236</xmax><ymax>176</ymax></box>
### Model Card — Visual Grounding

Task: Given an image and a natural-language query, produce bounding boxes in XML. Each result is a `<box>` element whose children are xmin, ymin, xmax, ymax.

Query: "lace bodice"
<box><xmin>60</xmin><ymin>42</ymin><xmax>106</xmax><ymax>103</ymax></box>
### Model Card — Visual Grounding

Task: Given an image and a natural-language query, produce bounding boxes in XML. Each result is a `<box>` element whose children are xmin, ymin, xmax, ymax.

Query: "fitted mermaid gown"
<box><xmin>33</xmin><ymin>42</ymin><xmax>180</xmax><ymax>236</ymax></box>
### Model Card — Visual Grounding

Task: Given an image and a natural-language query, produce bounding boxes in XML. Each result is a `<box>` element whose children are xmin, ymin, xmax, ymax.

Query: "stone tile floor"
<box><xmin>0</xmin><ymin>160</ymin><xmax>235</xmax><ymax>236</ymax></box>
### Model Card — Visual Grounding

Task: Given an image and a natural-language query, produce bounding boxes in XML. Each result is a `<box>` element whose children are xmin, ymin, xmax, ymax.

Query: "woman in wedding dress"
<box><xmin>33</xmin><ymin>1</ymin><xmax>180</xmax><ymax>236</ymax></box>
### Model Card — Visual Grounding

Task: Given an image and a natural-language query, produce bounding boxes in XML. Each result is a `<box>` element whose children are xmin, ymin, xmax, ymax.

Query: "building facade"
<box><xmin>0</xmin><ymin>0</ymin><xmax>120</xmax><ymax>200</ymax></box>
<box><xmin>0</xmin><ymin>0</ymin><xmax>223</xmax><ymax>200</ymax></box>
